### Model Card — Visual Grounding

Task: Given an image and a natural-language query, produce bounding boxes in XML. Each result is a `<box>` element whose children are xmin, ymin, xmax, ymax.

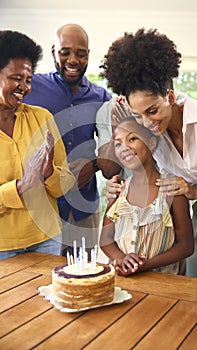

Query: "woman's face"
<box><xmin>114</xmin><ymin>120</ymin><xmax>155</xmax><ymax>171</ymax></box>
<box><xmin>0</xmin><ymin>58</ymin><xmax>32</xmax><ymax>110</ymax></box>
<box><xmin>128</xmin><ymin>90</ymin><xmax>173</xmax><ymax>136</ymax></box>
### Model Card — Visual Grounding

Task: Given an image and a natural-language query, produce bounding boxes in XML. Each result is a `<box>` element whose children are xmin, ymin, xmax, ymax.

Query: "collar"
<box><xmin>54</xmin><ymin>71</ymin><xmax>91</xmax><ymax>89</ymax></box>
<box><xmin>182</xmin><ymin>95</ymin><xmax>197</xmax><ymax>126</ymax></box>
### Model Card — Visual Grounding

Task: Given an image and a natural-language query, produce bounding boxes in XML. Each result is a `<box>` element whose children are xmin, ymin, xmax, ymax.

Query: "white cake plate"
<box><xmin>38</xmin><ymin>284</ymin><xmax>132</xmax><ymax>313</ymax></box>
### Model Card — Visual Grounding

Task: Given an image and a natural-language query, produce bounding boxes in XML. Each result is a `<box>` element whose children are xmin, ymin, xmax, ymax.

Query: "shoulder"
<box><xmin>182</xmin><ymin>95</ymin><xmax>197</xmax><ymax>124</ymax></box>
<box><xmin>83</xmin><ymin>76</ymin><xmax>112</xmax><ymax>101</ymax></box>
<box><xmin>168</xmin><ymin>194</ymin><xmax>190</xmax><ymax>214</ymax></box>
<box><xmin>31</xmin><ymin>72</ymin><xmax>57</xmax><ymax>86</ymax></box>
<box><xmin>22</xmin><ymin>103</ymin><xmax>53</xmax><ymax>119</ymax></box>
<box><xmin>96</xmin><ymin>95</ymin><xmax>117</xmax><ymax>120</ymax></box>
<box><xmin>174</xmin><ymin>90</ymin><xmax>187</xmax><ymax>101</ymax></box>
<box><xmin>99</xmin><ymin>95</ymin><xmax>117</xmax><ymax>109</ymax></box>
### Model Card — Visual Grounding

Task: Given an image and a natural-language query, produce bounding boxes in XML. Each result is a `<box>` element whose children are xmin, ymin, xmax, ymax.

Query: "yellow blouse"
<box><xmin>0</xmin><ymin>104</ymin><xmax>75</xmax><ymax>250</ymax></box>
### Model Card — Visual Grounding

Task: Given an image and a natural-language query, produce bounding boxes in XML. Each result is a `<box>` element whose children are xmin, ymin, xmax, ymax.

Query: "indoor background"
<box><xmin>0</xmin><ymin>0</ymin><xmax>197</xmax><ymax>74</ymax></box>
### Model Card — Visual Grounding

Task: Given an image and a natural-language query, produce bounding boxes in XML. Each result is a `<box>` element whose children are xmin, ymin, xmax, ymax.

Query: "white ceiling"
<box><xmin>1</xmin><ymin>0</ymin><xmax>197</xmax><ymax>11</ymax></box>
<box><xmin>1</xmin><ymin>0</ymin><xmax>197</xmax><ymax>73</ymax></box>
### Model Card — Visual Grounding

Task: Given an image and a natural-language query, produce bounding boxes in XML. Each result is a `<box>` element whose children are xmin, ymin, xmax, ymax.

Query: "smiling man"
<box><xmin>24</xmin><ymin>23</ymin><xmax>111</xmax><ymax>257</ymax></box>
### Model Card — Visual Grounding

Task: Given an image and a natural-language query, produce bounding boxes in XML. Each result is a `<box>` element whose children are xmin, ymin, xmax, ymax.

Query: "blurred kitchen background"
<box><xmin>1</xmin><ymin>0</ymin><xmax>197</xmax><ymax>215</ymax></box>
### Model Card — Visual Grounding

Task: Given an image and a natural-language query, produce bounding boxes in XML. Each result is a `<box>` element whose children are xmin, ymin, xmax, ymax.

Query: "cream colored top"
<box><xmin>107</xmin><ymin>177</ymin><xmax>179</xmax><ymax>274</ymax></box>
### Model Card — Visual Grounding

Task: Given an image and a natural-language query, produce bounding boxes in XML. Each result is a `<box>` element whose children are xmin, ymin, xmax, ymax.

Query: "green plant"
<box><xmin>173</xmin><ymin>72</ymin><xmax>197</xmax><ymax>99</ymax></box>
<box><xmin>88</xmin><ymin>72</ymin><xmax>197</xmax><ymax>99</ymax></box>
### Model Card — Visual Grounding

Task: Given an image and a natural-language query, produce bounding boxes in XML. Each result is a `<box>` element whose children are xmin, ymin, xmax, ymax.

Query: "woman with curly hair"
<box><xmin>100</xmin><ymin>28</ymin><xmax>197</xmax><ymax>277</ymax></box>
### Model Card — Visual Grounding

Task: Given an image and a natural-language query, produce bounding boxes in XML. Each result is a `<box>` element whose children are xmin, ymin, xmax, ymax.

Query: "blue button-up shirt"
<box><xmin>24</xmin><ymin>71</ymin><xmax>111</xmax><ymax>221</ymax></box>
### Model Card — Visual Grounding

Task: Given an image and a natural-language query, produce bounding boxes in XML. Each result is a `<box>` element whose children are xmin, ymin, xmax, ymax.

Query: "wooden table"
<box><xmin>0</xmin><ymin>252</ymin><xmax>196</xmax><ymax>350</ymax></box>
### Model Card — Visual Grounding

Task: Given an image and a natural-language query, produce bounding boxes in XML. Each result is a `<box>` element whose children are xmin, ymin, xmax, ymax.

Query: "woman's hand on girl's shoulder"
<box><xmin>156</xmin><ymin>176</ymin><xmax>197</xmax><ymax>200</ymax></box>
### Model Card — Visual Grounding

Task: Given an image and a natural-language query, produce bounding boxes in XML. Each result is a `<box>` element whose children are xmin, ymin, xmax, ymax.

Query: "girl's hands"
<box><xmin>114</xmin><ymin>253</ymin><xmax>146</xmax><ymax>276</ymax></box>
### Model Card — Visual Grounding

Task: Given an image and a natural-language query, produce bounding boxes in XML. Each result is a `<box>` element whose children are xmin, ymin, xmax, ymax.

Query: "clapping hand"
<box><xmin>17</xmin><ymin>130</ymin><xmax>54</xmax><ymax>195</ymax></box>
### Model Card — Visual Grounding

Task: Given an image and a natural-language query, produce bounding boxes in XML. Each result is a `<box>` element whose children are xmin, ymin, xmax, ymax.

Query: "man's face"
<box><xmin>52</xmin><ymin>28</ymin><xmax>89</xmax><ymax>87</ymax></box>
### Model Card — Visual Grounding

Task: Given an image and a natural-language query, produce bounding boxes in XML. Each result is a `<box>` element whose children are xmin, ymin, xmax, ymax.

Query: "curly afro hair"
<box><xmin>0</xmin><ymin>30</ymin><xmax>43</xmax><ymax>72</ymax></box>
<box><xmin>100</xmin><ymin>28</ymin><xmax>182</xmax><ymax>98</ymax></box>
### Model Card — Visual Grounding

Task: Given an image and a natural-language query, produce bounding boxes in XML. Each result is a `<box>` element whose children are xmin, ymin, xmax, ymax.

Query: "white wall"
<box><xmin>1</xmin><ymin>0</ymin><xmax>197</xmax><ymax>73</ymax></box>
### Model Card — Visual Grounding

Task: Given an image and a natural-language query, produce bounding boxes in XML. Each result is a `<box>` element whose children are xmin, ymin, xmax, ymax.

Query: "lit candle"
<box><xmin>82</xmin><ymin>236</ymin><xmax>86</xmax><ymax>257</ymax></box>
<box><xmin>92</xmin><ymin>245</ymin><xmax>97</xmax><ymax>269</ymax></box>
<box><xmin>73</xmin><ymin>240</ymin><xmax>77</xmax><ymax>264</ymax></box>
<box><xmin>67</xmin><ymin>251</ymin><xmax>71</xmax><ymax>266</ymax></box>
<box><xmin>91</xmin><ymin>248</ymin><xmax>94</xmax><ymax>271</ymax></box>
<box><xmin>79</xmin><ymin>247</ymin><xmax>83</xmax><ymax>273</ymax></box>
<box><xmin>70</xmin><ymin>255</ymin><xmax>74</xmax><ymax>265</ymax></box>
<box><xmin>82</xmin><ymin>237</ymin><xmax>86</xmax><ymax>273</ymax></box>
<box><xmin>84</xmin><ymin>251</ymin><xmax>88</xmax><ymax>268</ymax></box>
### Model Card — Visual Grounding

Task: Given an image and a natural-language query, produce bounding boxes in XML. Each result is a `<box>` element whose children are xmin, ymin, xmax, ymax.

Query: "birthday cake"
<box><xmin>52</xmin><ymin>263</ymin><xmax>115</xmax><ymax>309</ymax></box>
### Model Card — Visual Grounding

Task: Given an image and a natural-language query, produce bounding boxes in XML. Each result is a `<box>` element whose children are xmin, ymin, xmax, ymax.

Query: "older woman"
<box><xmin>0</xmin><ymin>30</ymin><xmax>75</xmax><ymax>260</ymax></box>
<box><xmin>99</xmin><ymin>28</ymin><xmax>197</xmax><ymax>277</ymax></box>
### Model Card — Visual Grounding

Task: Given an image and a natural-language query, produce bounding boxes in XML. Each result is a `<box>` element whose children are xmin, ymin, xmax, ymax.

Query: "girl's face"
<box><xmin>114</xmin><ymin>120</ymin><xmax>156</xmax><ymax>171</ymax></box>
<box><xmin>0</xmin><ymin>58</ymin><xmax>32</xmax><ymax>110</ymax></box>
<box><xmin>128</xmin><ymin>90</ymin><xmax>174</xmax><ymax>136</ymax></box>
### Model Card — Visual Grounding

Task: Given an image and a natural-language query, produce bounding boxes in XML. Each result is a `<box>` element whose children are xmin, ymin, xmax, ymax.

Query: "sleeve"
<box><xmin>96</xmin><ymin>97</ymin><xmax>116</xmax><ymax>149</ymax></box>
<box><xmin>0</xmin><ymin>180</ymin><xmax>24</xmax><ymax>214</ymax></box>
<box><xmin>44</xmin><ymin>116</ymin><xmax>75</xmax><ymax>198</ymax></box>
<box><xmin>106</xmin><ymin>178</ymin><xmax>131</xmax><ymax>221</ymax></box>
<box><xmin>106</xmin><ymin>197</ymin><xmax>123</xmax><ymax>222</ymax></box>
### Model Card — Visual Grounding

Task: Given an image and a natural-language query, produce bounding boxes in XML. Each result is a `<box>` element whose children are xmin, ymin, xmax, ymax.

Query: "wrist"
<box><xmin>192</xmin><ymin>184</ymin><xmax>197</xmax><ymax>199</ymax></box>
<box><xmin>187</xmin><ymin>184</ymin><xmax>197</xmax><ymax>200</ymax></box>
<box><xmin>16</xmin><ymin>180</ymin><xmax>22</xmax><ymax>196</ymax></box>
<box><xmin>16</xmin><ymin>179</ymin><xmax>27</xmax><ymax>196</ymax></box>
<box><xmin>44</xmin><ymin>167</ymin><xmax>53</xmax><ymax>180</ymax></box>
<box><xmin>91</xmin><ymin>159</ymin><xmax>99</xmax><ymax>172</ymax></box>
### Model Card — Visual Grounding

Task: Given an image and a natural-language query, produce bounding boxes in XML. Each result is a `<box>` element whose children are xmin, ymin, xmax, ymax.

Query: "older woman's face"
<box><xmin>0</xmin><ymin>58</ymin><xmax>32</xmax><ymax>109</ymax></box>
<box><xmin>128</xmin><ymin>90</ymin><xmax>173</xmax><ymax>136</ymax></box>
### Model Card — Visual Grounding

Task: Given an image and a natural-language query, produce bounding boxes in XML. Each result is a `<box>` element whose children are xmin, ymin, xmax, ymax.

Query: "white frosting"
<box><xmin>62</xmin><ymin>263</ymin><xmax>104</xmax><ymax>276</ymax></box>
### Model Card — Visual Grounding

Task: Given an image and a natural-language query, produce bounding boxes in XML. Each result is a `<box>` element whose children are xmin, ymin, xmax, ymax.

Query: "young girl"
<box><xmin>100</xmin><ymin>117</ymin><xmax>194</xmax><ymax>276</ymax></box>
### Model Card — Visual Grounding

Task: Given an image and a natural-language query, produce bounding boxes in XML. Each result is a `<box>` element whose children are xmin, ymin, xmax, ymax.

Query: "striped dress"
<box><xmin>106</xmin><ymin>177</ymin><xmax>179</xmax><ymax>274</ymax></box>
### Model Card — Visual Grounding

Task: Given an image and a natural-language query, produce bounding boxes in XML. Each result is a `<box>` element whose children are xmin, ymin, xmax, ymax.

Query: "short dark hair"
<box><xmin>0</xmin><ymin>30</ymin><xmax>43</xmax><ymax>72</ymax></box>
<box><xmin>100</xmin><ymin>28</ymin><xmax>181</xmax><ymax>98</ymax></box>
